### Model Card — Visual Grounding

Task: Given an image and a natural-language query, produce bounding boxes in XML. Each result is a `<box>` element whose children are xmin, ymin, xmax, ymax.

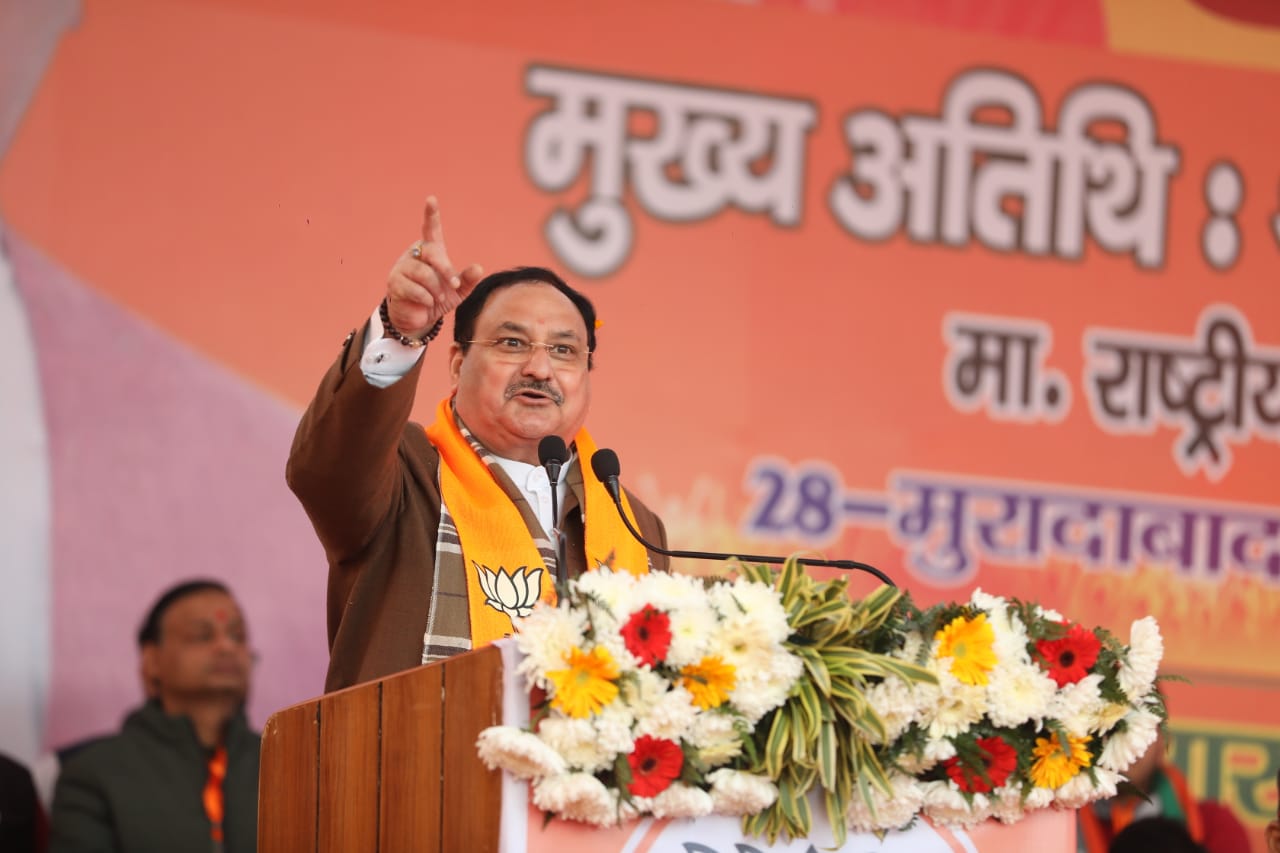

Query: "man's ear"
<box><xmin>1264</xmin><ymin>819</ymin><xmax>1280</xmax><ymax>853</ymax></box>
<box><xmin>140</xmin><ymin>644</ymin><xmax>161</xmax><ymax>699</ymax></box>
<box><xmin>448</xmin><ymin>342</ymin><xmax>465</xmax><ymax>390</ymax></box>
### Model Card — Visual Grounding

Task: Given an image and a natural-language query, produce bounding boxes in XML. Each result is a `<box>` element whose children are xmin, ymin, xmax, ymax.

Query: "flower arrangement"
<box><xmin>850</xmin><ymin>587</ymin><xmax>1166</xmax><ymax>835</ymax></box>
<box><xmin>476</xmin><ymin>566</ymin><xmax>812</xmax><ymax>827</ymax></box>
<box><xmin>476</xmin><ymin>559</ymin><xmax>1166</xmax><ymax>845</ymax></box>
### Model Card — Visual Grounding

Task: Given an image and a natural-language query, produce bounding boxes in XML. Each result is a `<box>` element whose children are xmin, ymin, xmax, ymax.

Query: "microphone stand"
<box><xmin>538</xmin><ymin>436</ymin><xmax>569</xmax><ymax>597</ymax></box>
<box><xmin>548</xmin><ymin>470</ymin><xmax>567</xmax><ymax>598</ymax></box>
<box><xmin>591</xmin><ymin>450</ymin><xmax>895</xmax><ymax>587</ymax></box>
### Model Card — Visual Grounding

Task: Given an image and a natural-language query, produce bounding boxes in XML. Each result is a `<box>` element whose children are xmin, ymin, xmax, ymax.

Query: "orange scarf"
<box><xmin>425</xmin><ymin>397</ymin><xmax>650</xmax><ymax>646</ymax></box>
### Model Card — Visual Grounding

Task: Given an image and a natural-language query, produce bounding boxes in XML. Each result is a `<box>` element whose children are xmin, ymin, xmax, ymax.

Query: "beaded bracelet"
<box><xmin>379</xmin><ymin>298</ymin><xmax>443</xmax><ymax>349</ymax></box>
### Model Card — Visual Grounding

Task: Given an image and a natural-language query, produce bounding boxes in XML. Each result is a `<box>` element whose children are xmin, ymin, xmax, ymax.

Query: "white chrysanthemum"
<box><xmin>648</xmin><ymin>782</ymin><xmax>714</xmax><ymax>819</ymax></box>
<box><xmin>921</xmin><ymin>780</ymin><xmax>990</xmax><ymax>828</ymax></box>
<box><xmin>1036</xmin><ymin>605</ymin><xmax>1064</xmax><ymax>622</ymax></box>
<box><xmin>894</xmin><ymin>735</ymin><xmax>957</xmax><ymax>774</ymax></box>
<box><xmin>689</xmin><ymin>712</ymin><xmax>743</xmax><ymax>766</ymax></box>
<box><xmin>572</xmin><ymin>568</ymin><xmax>638</xmax><ymax>633</ymax></box>
<box><xmin>708</xmin><ymin>613</ymin><xmax>776</xmax><ymax>675</ymax></box>
<box><xmin>1091</xmin><ymin>701</ymin><xmax>1131</xmax><ymax>736</ymax></box>
<box><xmin>728</xmin><ymin>651</ymin><xmax>803</xmax><ymax>724</ymax></box>
<box><xmin>476</xmin><ymin>726</ymin><xmax>567</xmax><ymax>778</ymax></box>
<box><xmin>532</xmin><ymin>773</ymin><xmax>618</xmax><ymax>826</ymax></box>
<box><xmin>893</xmin><ymin>631</ymin><xmax>928</xmax><ymax>665</ymax></box>
<box><xmin>709</xmin><ymin>580</ymin><xmax>790</xmax><ymax>644</ymax></box>
<box><xmin>846</xmin><ymin>771</ymin><xmax>924</xmax><ymax>832</ymax></box>
<box><xmin>924</xmin><ymin>737</ymin><xmax>958</xmax><ymax>764</ymax></box>
<box><xmin>707</xmin><ymin>769</ymin><xmax>777</xmax><ymax>815</ymax></box>
<box><xmin>989</xmin><ymin>783</ymin><xmax>1052</xmax><ymax>823</ymax></box>
<box><xmin>1049</xmin><ymin>673</ymin><xmax>1105</xmax><ymax>738</ymax></box>
<box><xmin>535</xmin><ymin>717</ymin><xmax>613</xmax><ymax>774</ymax></box>
<box><xmin>593</xmin><ymin>704</ymin><xmax>637</xmax><ymax>754</ymax></box>
<box><xmin>634</xmin><ymin>570</ymin><xmax>706</xmax><ymax>612</ymax></box>
<box><xmin>1118</xmin><ymin>617</ymin><xmax>1163</xmax><ymax>700</ymax></box>
<box><xmin>514</xmin><ymin>605</ymin><xmax>588</xmax><ymax>688</ymax></box>
<box><xmin>1055</xmin><ymin>767</ymin><xmax>1119</xmax><ymax>809</ymax></box>
<box><xmin>863</xmin><ymin>677</ymin><xmax>921</xmax><ymax>745</ymax></box>
<box><xmin>986</xmin><ymin>661</ymin><xmax>1057</xmax><ymax>728</ymax></box>
<box><xmin>664</xmin><ymin>600</ymin><xmax>719</xmax><ymax>668</ymax></box>
<box><xmin>634</xmin><ymin>684</ymin><xmax>698</xmax><ymax>741</ymax></box>
<box><xmin>1098</xmin><ymin>707</ymin><xmax>1161</xmax><ymax>772</ymax></box>
<box><xmin>731</xmin><ymin>670</ymin><xmax>800</xmax><ymax>722</ymax></box>
<box><xmin>969</xmin><ymin>587</ymin><xmax>1007</xmax><ymax>613</ymax></box>
<box><xmin>619</xmin><ymin>668</ymin><xmax>667</xmax><ymax>718</ymax></box>
<box><xmin>907</xmin><ymin>677</ymin><xmax>942</xmax><ymax>720</ymax></box>
<box><xmin>925</xmin><ymin>668</ymin><xmax>987</xmax><ymax>739</ymax></box>
<box><xmin>972</xmin><ymin>591</ymin><xmax>1031</xmax><ymax>663</ymax></box>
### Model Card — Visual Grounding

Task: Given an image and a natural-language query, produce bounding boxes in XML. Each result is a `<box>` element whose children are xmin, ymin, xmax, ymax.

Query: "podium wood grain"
<box><xmin>259</xmin><ymin>646</ymin><xmax>503</xmax><ymax>853</ymax></box>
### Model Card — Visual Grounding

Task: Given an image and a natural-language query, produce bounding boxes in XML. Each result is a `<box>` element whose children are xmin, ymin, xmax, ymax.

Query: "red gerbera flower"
<box><xmin>620</xmin><ymin>605</ymin><xmax>672</xmax><ymax>667</ymax></box>
<box><xmin>943</xmin><ymin>736</ymin><xmax>1018</xmax><ymax>793</ymax></box>
<box><xmin>626</xmin><ymin>735</ymin><xmax>684</xmax><ymax>797</ymax></box>
<box><xmin>1036</xmin><ymin>622</ymin><xmax>1102</xmax><ymax>687</ymax></box>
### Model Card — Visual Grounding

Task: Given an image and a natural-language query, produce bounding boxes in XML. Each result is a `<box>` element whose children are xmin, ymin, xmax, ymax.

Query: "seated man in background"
<box><xmin>0</xmin><ymin>752</ymin><xmax>46</xmax><ymax>852</ymax></box>
<box><xmin>50</xmin><ymin>580</ymin><xmax>259</xmax><ymax>853</ymax></box>
<box><xmin>1078</xmin><ymin>725</ymin><xmax>1248</xmax><ymax>853</ymax></box>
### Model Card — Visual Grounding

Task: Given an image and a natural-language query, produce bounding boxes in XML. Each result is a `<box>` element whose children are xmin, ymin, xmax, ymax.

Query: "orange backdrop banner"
<box><xmin>1</xmin><ymin>0</ymin><xmax>1277</xmax><ymax>843</ymax></box>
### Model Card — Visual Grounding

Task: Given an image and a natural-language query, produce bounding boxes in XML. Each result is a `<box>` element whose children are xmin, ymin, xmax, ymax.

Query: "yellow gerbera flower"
<box><xmin>546</xmin><ymin>646</ymin><xmax>620</xmax><ymax>719</ymax></box>
<box><xmin>1029</xmin><ymin>732</ymin><xmax>1093</xmax><ymax>788</ymax></box>
<box><xmin>934</xmin><ymin>612</ymin><xmax>997</xmax><ymax>685</ymax></box>
<box><xmin>679</xmin><ymin>656</ymin><xmax>736</xmax><ymax>710</ymax></box>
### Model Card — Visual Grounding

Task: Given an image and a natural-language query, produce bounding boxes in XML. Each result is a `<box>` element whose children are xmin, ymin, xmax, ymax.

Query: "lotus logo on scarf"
<box><xmin>475</xmin><ymin>563</ymin><xmax>544</xmax><ymax>618</ymax></box>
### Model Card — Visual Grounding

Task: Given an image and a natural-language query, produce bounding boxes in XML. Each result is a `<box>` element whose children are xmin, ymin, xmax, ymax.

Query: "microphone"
<box><xmin>590</xmin><ymin>448</ymin><xmax>622</xmax><ymax>502</ymax></box>
<box><xmin>538</xmin><ymin>436</ymin><xmax>569</xmax><ymax>591</ymax></box>
<box><xmin>589</xmin><ymin>449</ymin><xmax>895</xmax><ymax>587</ymax></box>
<box><xmin>538</xmin><ymin>435</ymin><xmax>566</xmax><ymax>486</ymax></box>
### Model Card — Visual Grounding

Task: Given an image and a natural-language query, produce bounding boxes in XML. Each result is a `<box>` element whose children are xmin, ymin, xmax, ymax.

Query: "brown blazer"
<box><xmin>287</xmin><ymin>326</ymin><xmax>669</xmax><ymax>692</ymax></box>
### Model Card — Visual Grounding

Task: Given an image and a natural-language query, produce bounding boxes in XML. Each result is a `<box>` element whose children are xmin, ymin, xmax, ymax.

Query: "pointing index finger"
<box><xmin>421</xmin><ymin>195</ymin><xmax>446</xmax><ymax>246</ymax></box>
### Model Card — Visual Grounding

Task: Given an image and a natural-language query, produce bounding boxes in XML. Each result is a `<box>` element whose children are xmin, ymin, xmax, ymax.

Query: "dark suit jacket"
<box><xmin>287</xmin><ymin>325</ymin><xmax>669</xmax><ymax>692</ymax></box>
<box><xmin>50</xmin><ymin>703</ymin><xmax>259</xmax><ymax>853</ymax></box>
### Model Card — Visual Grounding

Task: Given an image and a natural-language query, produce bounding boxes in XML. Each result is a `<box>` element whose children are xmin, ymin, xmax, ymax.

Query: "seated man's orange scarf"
<box><xmin>425</xmin><ymin>397</ymin><xmax>650</xmax><ymax>647</ymax></box>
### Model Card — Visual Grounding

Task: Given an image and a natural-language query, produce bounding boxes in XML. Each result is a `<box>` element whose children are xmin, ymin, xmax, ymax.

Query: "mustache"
<box><xmin>505</xmin><ymin>380</ymin><xmax>564</xmax><ymax>405</ymax></box>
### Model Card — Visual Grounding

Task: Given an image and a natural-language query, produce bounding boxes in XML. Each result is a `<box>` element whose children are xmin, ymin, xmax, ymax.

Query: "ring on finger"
<box><xmin>411</xmin><ymin>241</ymin><xmax>424</xmax><ymax>259</ymax></box>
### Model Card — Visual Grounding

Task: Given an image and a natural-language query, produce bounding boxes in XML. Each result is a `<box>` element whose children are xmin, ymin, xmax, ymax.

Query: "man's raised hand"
<box><xmin>384</xmin><ymin>196</ymin><xmax>484</xmax><ymax>340</ymax></box>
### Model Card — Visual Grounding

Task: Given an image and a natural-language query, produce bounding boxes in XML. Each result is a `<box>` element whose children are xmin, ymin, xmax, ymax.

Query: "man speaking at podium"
<box><xmin>288</xmin><ymin>197</ymin><xmax>669</xmax><ymax>692</ymax></box>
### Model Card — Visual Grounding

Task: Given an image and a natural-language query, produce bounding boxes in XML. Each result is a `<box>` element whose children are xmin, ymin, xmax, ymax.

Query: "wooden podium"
<box><xmin>258</xmin><ymin>646</ymin><xmax>505</xmax><ymax>853</ymax></box>
<box><xmin>258</xmin><ymin>643</ymin><xmax>1077</xmax><ymax>853</ymax></box>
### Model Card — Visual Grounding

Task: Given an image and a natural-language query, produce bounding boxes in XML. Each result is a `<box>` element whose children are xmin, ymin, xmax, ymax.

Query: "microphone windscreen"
<box><xmin>590</xmin><ymin>448</ymin><xmax>621</xmax><ymax>483</ymax></box>
<box><xmin>538</xmin><ymin>435</ymin><xmax>568</xmax><ymax>466</ymax></box>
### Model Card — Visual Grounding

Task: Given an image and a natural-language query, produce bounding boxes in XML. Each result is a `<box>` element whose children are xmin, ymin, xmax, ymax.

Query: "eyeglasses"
<box><xmin>463</xmin><ymin>337</ymin><xmax>589</xmax><ymax>365</ymax></box>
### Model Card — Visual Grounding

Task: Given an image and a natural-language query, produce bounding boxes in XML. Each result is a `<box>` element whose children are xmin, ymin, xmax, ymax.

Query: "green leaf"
<box><xmin>792</xmin><ymin>676</ymin><xmax>824</xmax><ymax>740</ymax></box>
<box><xmin>824</xmin><ymin>787</ymin><xmax>849</xmax><ymax>849</ymax></box>
<box><xmin>742</xmin><ymin>563</ymin><xmax>774</xmax><ymax>586</ymax></box>
<box><xmin>778</xmin><ymin>557</ymin><xmax>805</xmax><ymax>605</ymax></box>
<box><xmin>795</xmin><ymin>645</ymin><xmax>833</xmax><ymax>696</ymax></box>
<box><xmin>792</xmin><ymin>781</ymin><xmax>813</xmax><ymax>836</ymax></box>
<box><xmin>875</xmin><ymin>657</ymin><xmax>938</xmax><ymax>685</ymax></box>
<box><xmin>789</xmin><ymin>596</ymin><xmax>851</xmax><ymax>628</ymax></box>
<box><xmin>775</xmin><ymin>775</ymin><xmax>802</xmax><ymax>831</ymax></box>
<box><xmin>789</xmin><ymin>702</ymin><xmax>811</xmax><ymax>764</ymax></box>
<box><xmin>818</xmin><ymin>720</ymin><xmax>838</xmax><ymax>790</ymax></box>
<box><xmin>764</xmin><ymin>709</ymin><xmax>791</xmax><ymax>778</ymax></box>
